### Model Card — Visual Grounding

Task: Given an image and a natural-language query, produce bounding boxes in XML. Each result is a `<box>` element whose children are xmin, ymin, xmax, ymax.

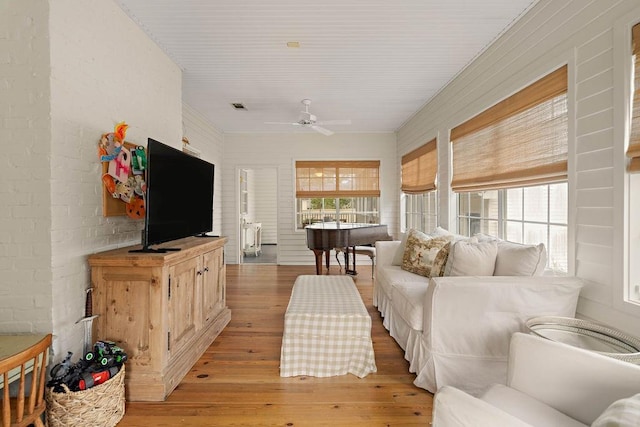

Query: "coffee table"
<box><xmin>280</xmin><ymin>275</ymin><xmax>377</xmax><ymax>378</ymax></box>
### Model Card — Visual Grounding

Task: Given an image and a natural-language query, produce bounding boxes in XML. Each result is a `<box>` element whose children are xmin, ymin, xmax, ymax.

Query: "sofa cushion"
<box><xmin>444</xmin><ymin>240</ymin><xmax>498</xmax><ymax>276</ymax></box>
<box><xmin>494</xmin><ymin>241</ymin><xmax>547</xmax><ymax>276</ymax></box>
<box><xmin>591</xmin><ymin>393</ymin><xmax>640</xmax><ymax>427</ymax></box>
<box><xmin>481</xmin><ymin>384</ymin><xmax>587</xmax><ymax>427</ymax></box>
<box><xmin>402</xmin><ymin>230</ymin><xmax>452</xmax><ymax>277</ymax></box>
<box><xmin>377</xmin><ymin>265</ymin><xmax>428</xmax><ymax>302</ymax></box>
<box><xmin>390</xmin><ymin>282</ymin><xmax>430</xmax><ymax>331</ymax></box>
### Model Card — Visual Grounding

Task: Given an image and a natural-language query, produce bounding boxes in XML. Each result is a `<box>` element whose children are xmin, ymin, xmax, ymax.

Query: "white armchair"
<box><xmin>432</xmin><ymin>333</ymin><xmax>640</xmax><ymax>426</ymax></box>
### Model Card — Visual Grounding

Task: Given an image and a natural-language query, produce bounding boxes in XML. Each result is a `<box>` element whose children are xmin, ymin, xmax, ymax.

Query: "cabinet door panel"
<box><xmin>168</xmin><ymin>257</ymin><xmax>199</xmax><ymax>356</ymax></box>
<box><xmin>92</xmin><ymin>268</ymin><xmax>160</xmax><ymax>370</ymax></box>
<box><xmin>202</xmin><ymin>247</ymin><xmax>223</xmax><ymax>324</ymax></box>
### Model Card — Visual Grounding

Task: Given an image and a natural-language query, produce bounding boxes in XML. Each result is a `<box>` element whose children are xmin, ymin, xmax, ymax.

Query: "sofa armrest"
<box><xmin>422</xmin><ymin>276</ymin><xmax>583</xmax><ymax>363</ymax></box>
<box><xmin>432</xmin><ymin>386</ymin><xmax>532</xmax><ymax>427</ymax></box>
<box><xmin>507</xmin><ymin>332</ymin><xmax>640</xmax><ymax>425</ymax></box>
<box><xmin>375</xmin><ymin>240</ymin><xmax>401</xmax><ymax>268</ymax></box>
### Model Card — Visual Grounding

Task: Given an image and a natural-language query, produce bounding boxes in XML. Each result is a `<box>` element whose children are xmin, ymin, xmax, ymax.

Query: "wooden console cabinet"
<box><xmin>88</xmin><ymin>236</ymin><xmax>230</xmax><ymax>401</ymax></box>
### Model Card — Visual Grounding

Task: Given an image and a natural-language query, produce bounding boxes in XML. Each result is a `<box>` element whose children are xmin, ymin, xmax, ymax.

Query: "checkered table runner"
<box><xmin>280</xmin><ymin>275</ymin><xmax>377</xmax><ymax>378</ymax></box>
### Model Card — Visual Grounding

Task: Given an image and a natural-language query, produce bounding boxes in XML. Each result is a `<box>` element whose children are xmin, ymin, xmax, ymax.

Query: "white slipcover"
<box><xmin>374</xmin><ymin>240</ymin><xmax>583</xmax><ymax>395</ymax></box>
<box><xmin>432</xmin><ymin>333</ymin><xmax>640</xmax><ymax>426</ymax></box>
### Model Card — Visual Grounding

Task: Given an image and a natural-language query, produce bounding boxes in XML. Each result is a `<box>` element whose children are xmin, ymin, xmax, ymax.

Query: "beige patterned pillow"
<box><xmin>430</xmin><ymin>242</ymin><xmax>451</xmax><ymax>277</ymax></box>
<box><xmin>401</xmin><ymin>229</ymin><xmax>452</xmax><ymax>277</ymax></box>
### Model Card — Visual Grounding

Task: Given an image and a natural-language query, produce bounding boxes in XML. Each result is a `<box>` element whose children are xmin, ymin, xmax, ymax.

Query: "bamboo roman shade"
<box><xmin>295</xmin><ymin>160</ymin><xmax>380</xmax><ymax>197</ymax></box>
<box><xmin>450</xmin><ymin>65</ymin><xmax>568</xmax><ymax>191</ymax></box>
<box><xmin>628</xmin><ymin>22</ymin><xmax>640</xmax><ymax>172</ymax></box>
<box><xmin>401</xmin><ymin>139</ymin><xmax>437</xmax><ymax>194</ymax></box>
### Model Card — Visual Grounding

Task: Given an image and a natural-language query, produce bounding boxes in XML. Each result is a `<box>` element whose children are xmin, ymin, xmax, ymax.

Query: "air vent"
<box><xmin>231</xmin><ymin>103</ymin><xmax>246</xmax><ymax>110</ymax></box>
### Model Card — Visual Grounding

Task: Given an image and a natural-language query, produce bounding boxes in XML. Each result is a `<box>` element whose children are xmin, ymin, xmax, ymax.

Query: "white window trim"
<box><xmin>613</xmin><ymin>9</ymin><xmax>640</xmax><ymax>316</ymax></box>
<box><xmin>401</xmin><ymin>191</ymin><xmax>438</xmax><ymax>233</ymax></box>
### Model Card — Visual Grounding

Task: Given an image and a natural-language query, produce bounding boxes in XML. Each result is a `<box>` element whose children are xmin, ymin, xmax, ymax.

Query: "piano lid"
<box><xmin>304</xmin><ymin>222</ymin><xmax>384</xmax><ymax>230</ymax></box>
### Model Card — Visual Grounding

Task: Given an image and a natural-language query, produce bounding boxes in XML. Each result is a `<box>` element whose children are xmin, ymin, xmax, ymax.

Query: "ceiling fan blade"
<box><xmin>264</xmin><ymin>121</ymin><xmax>301</xmax><ymax>126</ymax></box>
<box><xmin>311</xmin><ymin>125</ymin><xmax>334</xmax><ymax>136</ymax></box>
<box><xmin>316</xmin><ymin>119</ymin><xmax>352</xmax><ymax>126</ymax></box>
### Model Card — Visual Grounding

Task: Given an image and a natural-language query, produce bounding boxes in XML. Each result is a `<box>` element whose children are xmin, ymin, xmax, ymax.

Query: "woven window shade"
<box><xmin>295</xmin><ymin>160</ymin><xmax>380</xmax><ymax>197</ymax></box>
<box><xmin>401</xmin><ymin>139</ymin><xmax>437</xmax><ymax>194</ymax></box>
<box><xmin>451</xmin><ymin>65</ymin><xmax>568</xmax><ymax>191</ymax></box>
<box><xmin>628</xmin><ymin>23</ymin><xmax>640</xmax><ymax>173</ymax></box>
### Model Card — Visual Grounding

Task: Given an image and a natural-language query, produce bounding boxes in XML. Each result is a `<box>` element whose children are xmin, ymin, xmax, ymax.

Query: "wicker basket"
<box><xmin>45</xmin><ymin>365</ymin><xmax>125</xmax><ymax>427</ymax></box>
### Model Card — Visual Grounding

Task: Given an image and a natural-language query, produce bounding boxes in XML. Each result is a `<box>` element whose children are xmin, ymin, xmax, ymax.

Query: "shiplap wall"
<box><xmin>251</xmin><ymin>168</ymin><xmax>278</xmax><ymax>245</ymax></box>
<box><xmin>182</xmin><ymin>103</ymin><xmax>224</xmax><ymax>235</ymax></box>
<box><xmin>221</xmin><ymin>133</ymin><xmax>398</xmax><ymax>265</ymax></box>
<box><xmin>397</xmin><ymin>0</ymin><xmax>640</xmax><ymax>337</ymax></box>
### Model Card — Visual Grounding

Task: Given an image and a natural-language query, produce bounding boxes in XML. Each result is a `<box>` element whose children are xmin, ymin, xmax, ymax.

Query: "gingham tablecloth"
<box><xmin>280</xmin><ymin>275</ymin><xmax>377</xmax><ymax>378</ymax></box>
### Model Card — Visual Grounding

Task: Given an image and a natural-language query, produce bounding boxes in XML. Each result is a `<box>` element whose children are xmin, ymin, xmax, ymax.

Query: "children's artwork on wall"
<box><xmin>98</xmin><ymin>122</ymin><xmax>147</xmax><ymax>217</ymax></box>
<box><xmin>108</xmin><ymin>146</ymin><xmax>131</xmax><ymax>183</ymax></box>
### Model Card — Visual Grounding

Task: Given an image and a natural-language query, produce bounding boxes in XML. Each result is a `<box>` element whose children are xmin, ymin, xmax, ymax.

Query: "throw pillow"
<box><xmin>392</xmin><ymin>227</ymin><xmax>456</xmax><ymax>266</ymax></box>
<box><xmin>494</xmin><ymin>241</ymin><xmax>547</xmax><ymax>276</ymax></box>
<box><xmin>430</xmin><ymin>242</ymin><xmax>451</xmax><ymax>277</ymax></box>
<box><xmin>392</xmin><ymin>230</ymin><xmax>411</xmax><ymax>266</ymax></box>
<box><xmin>401</xmin><ymin>230</ymin><xmax>452</xmax><ymax>277</ymax></box>
<box><xmin>473</xmin><ymin>233</ymin><xmax>501</xmax><ymax>243</ymax></box>
<box><xmin>444</xmin><ymin>240</ymin><xmax>498</xmax><ymax>276</ymax></box>
<box><xmin>591</xmin><ymin>393</ymin><xmax>640</xmax><ymax>427</ymax></box>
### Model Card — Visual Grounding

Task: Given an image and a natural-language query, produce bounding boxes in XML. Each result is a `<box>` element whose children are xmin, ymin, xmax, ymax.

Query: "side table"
<box><xmin>526</xmin><ymin>316</ymin><xmax>640</xmax><ymax>364</ymax></box>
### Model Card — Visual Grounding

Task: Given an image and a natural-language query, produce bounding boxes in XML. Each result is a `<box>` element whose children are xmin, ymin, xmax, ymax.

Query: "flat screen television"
<box><xmin>131</xmin><ymin>138</ymin><xmax>215</xmax><ymax>253</ymax></box>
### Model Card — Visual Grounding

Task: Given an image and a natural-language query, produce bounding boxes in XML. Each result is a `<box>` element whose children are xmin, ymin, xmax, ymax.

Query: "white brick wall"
<box><xmin>0</xmin><ymin>0</ymin><xmax>184</xmax><ymax>361</ymax></box>
<box><xmin>0</xmin><ymin>1</ymin><xmax>53</xmax><ymax>334</ymax></box>
<box><xmin>397</xmin><ymin>0</ymin><xmax>640</xmax><ymax>337</ymax></box>
<box><xmin>46</xmin><ymin>0</ymin><xmax>182</xmax><ymax>359</ymax></box>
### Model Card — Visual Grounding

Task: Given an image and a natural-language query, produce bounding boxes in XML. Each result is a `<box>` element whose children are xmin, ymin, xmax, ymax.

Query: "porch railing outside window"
<box><xmin>296</xmin><ymin>197</ymin><xmax>379</xmax><ymax>229</ymax></box>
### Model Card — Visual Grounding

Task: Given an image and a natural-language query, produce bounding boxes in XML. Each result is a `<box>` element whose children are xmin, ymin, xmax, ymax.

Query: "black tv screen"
<box><xmin>139</xmin><ymin>138</ymin><xmax>214</xmax><ymax>251</ymax></box>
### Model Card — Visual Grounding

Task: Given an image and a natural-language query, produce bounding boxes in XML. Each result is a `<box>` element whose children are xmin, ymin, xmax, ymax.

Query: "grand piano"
<box><xmin>305</xmin><ymin>222</ymin><xmax>392</xmax><ymax>275</ymax></box>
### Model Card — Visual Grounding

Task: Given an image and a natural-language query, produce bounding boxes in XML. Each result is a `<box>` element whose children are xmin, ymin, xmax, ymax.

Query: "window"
<box><xmin>627</xmin><ymin>23</ymin><xmax>640</xmax><ymax>303</ymax></box>
<box><xmin>452</xmin><ymin>66</ymin><xmax>569</xmax><ymax>272</ymax></box>
<box><xmin>628</xmin><ymin>22</ymin><xmax>640</xmax><ymax>172</ymax></box>
<box><xmin>400</xmin><ymin>139</ymin><xmax>438</xmax><ymax>232</ymax></box>
<box><xmin>457</xmin><ymin>183</ymin><xmax>568</xmax><ymax>272</ymax></box>
<box><xmin>402</xmin><ymin>192</ymin><xmax>437</xmax><ymax>233</ymax></box>
<box><xmin>295</xmin><ymin>161</ymin><xmax>380</xmax><ymax>229</ymax></box>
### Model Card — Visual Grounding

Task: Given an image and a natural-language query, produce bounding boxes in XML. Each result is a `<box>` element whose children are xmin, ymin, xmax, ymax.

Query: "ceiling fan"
<box><xmin>265</xmin><ymin>99</ymin><xmax>351</xmax><ymax>136</ymax></box>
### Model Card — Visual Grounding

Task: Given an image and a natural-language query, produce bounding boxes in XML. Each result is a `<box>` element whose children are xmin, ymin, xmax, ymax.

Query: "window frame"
<box><xmin>294</xmin><ymin>160</ymin><xmax>381</xmax><ymax>231</ymax></box>
<box><xmin>456</xmin><ymin>183</ymin><xmax>568</xmax><ymax>273</ymax></box>
<box><xmin>295</xmin><ymin>196</ymin><xmax>380</xmax><ymax>230</ymax></box>
<box><xmin>401</xmin><ymin>191</ymin><xmax>438</xmax><ymax>233</ymax></box>
<box><xmin>615</xmin><ymin>12</ymin><xmax>640</xmax><ymax>314</ymax></box>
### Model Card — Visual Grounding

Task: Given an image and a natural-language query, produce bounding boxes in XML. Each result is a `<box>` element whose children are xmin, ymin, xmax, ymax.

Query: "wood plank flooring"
<box><xmin>119</xmin><ymin>265</ymin><xmax>434</xmax><ymax>426</ymax></box>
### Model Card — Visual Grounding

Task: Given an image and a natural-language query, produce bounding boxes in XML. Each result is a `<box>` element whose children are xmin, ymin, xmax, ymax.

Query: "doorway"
<box><xmin>239</xmin><ymin>167</ymin><xmax>278</xmax><ymax>264</ymax></box>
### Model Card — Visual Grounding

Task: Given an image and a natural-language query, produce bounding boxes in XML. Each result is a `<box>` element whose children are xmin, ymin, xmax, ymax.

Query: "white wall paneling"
<box><xmin>221</xmin><ymin>133</ymin><xmax>398</xmax><ymax>265</ymax></box>
<box><xmin>397</xmin><ymin>0</ymin><xmax>640</xmax><ymax>337</ymax></box>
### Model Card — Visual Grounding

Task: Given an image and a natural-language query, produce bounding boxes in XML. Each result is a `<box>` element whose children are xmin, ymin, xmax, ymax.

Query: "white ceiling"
<box><xmin>115</xmin><ymin>0</ymin><xmax>537</xmax><ymax>135</ymax></box>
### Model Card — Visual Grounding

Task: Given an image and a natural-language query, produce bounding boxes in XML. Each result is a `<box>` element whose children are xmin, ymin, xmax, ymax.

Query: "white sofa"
<box><xmin>432</xmin><ymin>332</ymin><xmax>640</xmax><ymax>427</ymax></box>
<box><xmin>374</xmin><ymin>230</ymin><xmax>584</xmax><ymax>395</ymax></box>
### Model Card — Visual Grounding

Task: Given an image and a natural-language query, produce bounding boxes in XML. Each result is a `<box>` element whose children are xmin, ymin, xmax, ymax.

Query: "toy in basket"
<box><xmin>46</xmin><ymin>341</ymin><xmax>127</xmax><ymax>427</ymax></box>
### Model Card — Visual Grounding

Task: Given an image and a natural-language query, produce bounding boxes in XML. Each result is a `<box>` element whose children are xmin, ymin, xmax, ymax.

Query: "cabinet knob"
<box><xmin>204</xmin><ymin>267</ymin><xmax>209</xmax><ymax>272</ymax></box>
<box><xmin>197</xmin><ymin>270</ymin><xmax>203</xmax><ymax>276</ymax></box>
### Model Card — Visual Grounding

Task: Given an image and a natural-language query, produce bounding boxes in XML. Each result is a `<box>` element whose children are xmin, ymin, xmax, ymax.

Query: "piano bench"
<box><xmin>335</xmin><ymin>246</ymin><xmax>376</xmax><ymax>278</ymax></box>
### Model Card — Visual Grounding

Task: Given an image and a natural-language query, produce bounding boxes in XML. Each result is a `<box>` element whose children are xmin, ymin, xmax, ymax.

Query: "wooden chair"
<box><xmin>1</xmin><ymin>333</ymin><xmax>52</xmax><ymax>427</ymax></box>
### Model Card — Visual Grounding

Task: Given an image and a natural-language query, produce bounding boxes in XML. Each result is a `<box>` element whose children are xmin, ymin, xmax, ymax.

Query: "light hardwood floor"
<box><xmin>120</xmin><ymin>265</ymin><xmax>434</xmax><ymax>426</ymax></box>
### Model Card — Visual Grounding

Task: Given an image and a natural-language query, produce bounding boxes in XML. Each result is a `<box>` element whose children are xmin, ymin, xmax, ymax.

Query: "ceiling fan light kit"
<box><xmin>265</xmin><ymin>99</ymin><xmax>351</xmax><ymax>136</ymax></box>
